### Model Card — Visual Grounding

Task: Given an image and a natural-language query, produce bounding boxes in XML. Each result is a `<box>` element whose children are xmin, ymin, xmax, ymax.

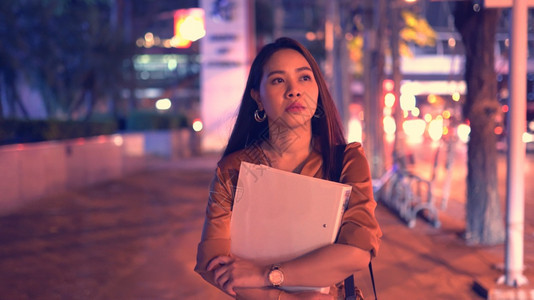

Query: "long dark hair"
<box><xmin>222</xmin><ymin>37</ymin><xmax>345</xmax><ymax>180</ymax></box>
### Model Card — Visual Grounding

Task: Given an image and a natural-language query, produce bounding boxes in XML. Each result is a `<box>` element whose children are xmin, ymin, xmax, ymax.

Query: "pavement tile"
<box><xmin>0</xmin><ymin>153</ymin><xmax>532</xmax><ymax>300</ymax></box>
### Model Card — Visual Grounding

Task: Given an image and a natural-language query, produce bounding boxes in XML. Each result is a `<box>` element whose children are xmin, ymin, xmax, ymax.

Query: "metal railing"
<box><xmin>373</xmin><ymin>139</ymin><xmax>458</xmax><ymax>228</ymax></box>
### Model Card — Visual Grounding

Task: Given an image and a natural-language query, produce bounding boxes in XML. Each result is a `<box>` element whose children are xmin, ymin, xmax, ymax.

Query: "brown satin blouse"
<box><xmin>194</xmin><ymin>141</ymin><xmax>382</xmax><ymax>276</ymax></box>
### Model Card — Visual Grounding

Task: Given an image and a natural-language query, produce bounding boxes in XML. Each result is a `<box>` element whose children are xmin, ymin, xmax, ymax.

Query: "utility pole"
<box><xmin>500</xmin><ymin>0</ymin><xmax>529</xmax><ymax>288</ymax></box>
<box><xmin>478</xmin><ymin>0</ymin><xmax>532</xmax><ymax>289</ymax></box>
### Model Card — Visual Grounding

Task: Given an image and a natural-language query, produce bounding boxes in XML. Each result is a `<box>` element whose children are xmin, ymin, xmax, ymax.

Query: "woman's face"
<box><xmin>251</xmin><ymin>49</ymin><xmax>319</xmax><ymax>130</ymax></box>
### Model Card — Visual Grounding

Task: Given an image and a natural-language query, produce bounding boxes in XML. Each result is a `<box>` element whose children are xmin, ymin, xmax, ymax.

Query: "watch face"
<box><xmin>269</xmin><ymin>269</ymin><xmax>283</xmax><ymax>286</ymax></box>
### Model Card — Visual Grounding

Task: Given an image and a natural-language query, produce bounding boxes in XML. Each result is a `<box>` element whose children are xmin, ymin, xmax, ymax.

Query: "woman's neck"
<box><xmin>262</xmin><ymin>124</ymin><xmax>313</xmax><ymax>170</ymax></box>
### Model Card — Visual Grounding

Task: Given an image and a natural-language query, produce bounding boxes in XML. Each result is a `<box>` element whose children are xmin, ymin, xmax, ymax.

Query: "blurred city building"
<box><xmin>2</xmin><ymin>1</ymin><xmax>533</xmax><ymax>148</ymax></box>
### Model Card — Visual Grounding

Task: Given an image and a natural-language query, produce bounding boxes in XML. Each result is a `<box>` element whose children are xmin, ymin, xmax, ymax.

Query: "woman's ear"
<box><xmin>250</xmin><ymin>89</ymin><xmax>263</xmax><ymax>110</ymax></box>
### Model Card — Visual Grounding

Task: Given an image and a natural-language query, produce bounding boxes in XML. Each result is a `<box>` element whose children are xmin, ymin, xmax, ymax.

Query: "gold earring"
<box><xmin>254</xmin><ymin>109</ymin><xmax>266</xmax><ymax>122</ymax></box>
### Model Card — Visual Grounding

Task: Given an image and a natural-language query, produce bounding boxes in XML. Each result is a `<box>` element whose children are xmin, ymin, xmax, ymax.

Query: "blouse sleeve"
<box><xmin>335</xmin><ymin>142</ymin><xmax>382</xmax><ymax>257</ymax></box>
<box><xmin>194</xmin><ymin>158</ymin><xmax>239</xmax><ymax>275</ymax></box>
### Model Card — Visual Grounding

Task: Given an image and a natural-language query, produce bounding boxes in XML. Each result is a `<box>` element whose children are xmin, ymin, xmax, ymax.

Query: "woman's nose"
<box><xmin>287</xmin><ymin>91</ymin><xmax>301</xmax><ymax>98</ymax></box>
<box><xmin>286</xmin><ymin>82</ymin><xmax>301</xmax><ymax>98</ymax></box>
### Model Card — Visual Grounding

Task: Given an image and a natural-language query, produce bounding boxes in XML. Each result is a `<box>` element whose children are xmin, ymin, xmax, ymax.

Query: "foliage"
<box><xmin>346</xmin><ymin>9</ymin><xmax>436</xmax><ymax>74</ymax></box>
<box><xmin>125</xmin><ymin>111</ymin><xmax>188</xmax><ymax>131</ymax></box>
<box><xmin>0</xmin><ymin>111</ymin><xmax>189</xmax><ymax>145</ymax></box>
<box><xmin>0</xmin><ymin>119</ymin><xmax>118</xmax><ymax>145</ymax></box>
<box><xmin>0</xmin><ymin>0</ymin><xmax>135</xmax><ymax>120</ymax></box>
<box><xmin>347</xmin><ymin>35</ymin><xmax>364</xmax><ymax>75</ymax></box>
<box><xmin>399</xmin><ymin>10</ymin><xmax>436</xmax><ymax>57</ymax></box>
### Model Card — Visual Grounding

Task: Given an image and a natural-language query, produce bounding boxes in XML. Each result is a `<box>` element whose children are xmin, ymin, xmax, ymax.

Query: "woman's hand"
<box><xmin>207</xmin><ymin>256</ymin><xmax>267</xmax><ymax>296</ymax></box>
<box><xmin>282</xmin><ymin>291</ymin><xmax>334</xmax><ymax>300</ymax></box>
<box><xmin>234</xmin><ymin>288</ymin><xmax>334</xmax><ymax>300</ymax></box>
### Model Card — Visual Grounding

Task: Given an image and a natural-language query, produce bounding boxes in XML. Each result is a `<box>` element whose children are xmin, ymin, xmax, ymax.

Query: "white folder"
<box><xmin>230</xmin><ymin>161</ymin><xmax>352</xmax><ymax>292</ymax></box>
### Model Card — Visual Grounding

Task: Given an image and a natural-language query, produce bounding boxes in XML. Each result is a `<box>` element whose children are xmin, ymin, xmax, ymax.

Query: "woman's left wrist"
<box><xmin>267</xmin><ymin>264</ymin><xmax>285</xmax><ymax>287</ymax></box>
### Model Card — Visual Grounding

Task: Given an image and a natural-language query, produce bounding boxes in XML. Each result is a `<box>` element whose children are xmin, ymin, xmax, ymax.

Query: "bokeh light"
<box><xmin>192</xmin><ymin>118</ymin><xmax>203</xmax><ymax>132</ymax></box>
<box><xmin>457</xmin><ymin>123</ymin><xmax>471</xmax><ymax>143</ymax></box>
<box><xmin>155</xmin><ymin>98</ymin><xmax>172</xmax><ymax>110</ymax></box>
<box><xmin>384</xmin><ymin>92</ymin><xmax>395</xmax><ymax>108</ymax></box>
<box><xmin>452</xmin><ymin>92</ymin><xmax>461</xmax><ymax>102</ymax></box>
<box><xmin>403</xmin><ymin>119</ymin><xmax>426</xmax><ymax>138</ymax></box>
<box><xmin>383</xmin><ymin>115</ymin><xmax>396</xmax><ymax>135</ymax></box>
<box><xmin>400</xmin><ymin>93</ymin><xmax>416</xmax><ymax>111</ymax></box>
<box><xmin>428</xmin><ymin>119</ymin><xmax>443</xmax><ymax>141</ymax></box>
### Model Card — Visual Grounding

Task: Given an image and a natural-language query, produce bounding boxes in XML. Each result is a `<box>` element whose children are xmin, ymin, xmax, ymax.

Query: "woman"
<box><xmin>195</xmin><ymin>37</ymin><xmax>381</xmax><ymax>300</ymax></box>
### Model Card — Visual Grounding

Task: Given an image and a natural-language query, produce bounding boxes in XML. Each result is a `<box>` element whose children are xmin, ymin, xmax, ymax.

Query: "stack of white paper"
<box><xmin>231</xmin><ymin>161</ymin><xmax>352</xmax><ymax>292</ymax></box>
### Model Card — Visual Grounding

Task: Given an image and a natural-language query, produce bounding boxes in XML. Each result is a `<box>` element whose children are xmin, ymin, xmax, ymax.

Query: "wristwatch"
<box><xmin>268</xmin><ymin>264</ymin><xmax>284</xmax><ymax>287</ymax></box>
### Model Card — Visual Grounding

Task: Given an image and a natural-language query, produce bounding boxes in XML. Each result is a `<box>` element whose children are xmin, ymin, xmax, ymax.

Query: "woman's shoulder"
<box><xmin>217</xmin><ymin>146</ymin><xmax>262</xmax><ymax>171</ymax></box>
<box><xmin>345</xmin><ymin>141</ymin><xmax>363</xmax><ymax>151</ymax></box>
<box><xmin>342</xmin><ymin>142</ymin><xmax>368</xmax><ymax>165</ymax></box>
<box><xmin>344</xmin><ymin>142</ymin><xmax>364</xmax><ymax>155</ymax></box>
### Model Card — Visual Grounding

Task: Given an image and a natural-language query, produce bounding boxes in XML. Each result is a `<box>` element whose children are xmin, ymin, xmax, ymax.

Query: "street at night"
<box><xmin>2</xmin><ymin>0</ymin><xmax>534</xmax><ymax>299</ymax></box>
<box><xmin>0</xmin><ymin>143</ymin><xmax>532</xmax><ymax>299</ymax></box>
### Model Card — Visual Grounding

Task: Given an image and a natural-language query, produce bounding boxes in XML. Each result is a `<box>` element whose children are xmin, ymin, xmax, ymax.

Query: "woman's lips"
<box><xmin>285</xmin><ymin>103</ymin><xmax>306</xmax><ymax>112</ymax></box>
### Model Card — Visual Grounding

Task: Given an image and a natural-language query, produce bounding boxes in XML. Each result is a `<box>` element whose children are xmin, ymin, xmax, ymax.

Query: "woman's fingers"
<box><xmin>290</xmin><ymin>291</ymin><xmax>334</xmax><ymax>300</ymax></box>
<box><xmin>209</xmin><ymin>256</ymin><xmax>238</xmax><ymax>295</ymax></box>
<box><xmin>215</xmin><ymin>268</ymin><xmax>229</xmax><ymax>288</ymax></box>
<box><xmin>214</xmin><ymin>267</ymin><xmax>237</xmax><ymax>296</ymax></box>
<box><xmin>222</xmin><ymin>276</ymin><xmax>237</xmax><ymax>296</ymax></box>
<box><xmin>208</xmin><ymin>256</ymin><xmax>266</xmax><ymax>294</ymax></box>
<box><xmin>213</xmin><ymin>262</ymin><xmax>230</xmax><ymax>285</ymax></box>
<box><xmin>206</xmin><ymin>256</ymin><xmax>233</xmax><ymax>271</ymax></box>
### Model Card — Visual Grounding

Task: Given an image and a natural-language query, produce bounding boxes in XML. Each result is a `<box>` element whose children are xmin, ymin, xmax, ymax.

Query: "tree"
<box><xmin>346</xmin><ymin>2</ymin><xmax>436</xmax><ymax>175</ymax></box>
<box><xmin>454</xmin><ymin>3</ymin><xmax>505</xmax><ymax>245</ymax></box>
<box><xmin>0</xmin><ymin>0</ymin><xmax>134</xmax><ymax>120</ymax></box>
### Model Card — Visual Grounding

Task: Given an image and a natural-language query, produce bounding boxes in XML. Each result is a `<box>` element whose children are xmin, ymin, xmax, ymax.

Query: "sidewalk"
<box><xmin>0</xmin><ymin>152</ymin><xmax>532</xmax><ymax>299</ymax></box>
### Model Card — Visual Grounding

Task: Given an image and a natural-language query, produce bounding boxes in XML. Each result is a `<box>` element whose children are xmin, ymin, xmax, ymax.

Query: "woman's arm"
<box><xmin>235</xmin><ymin>288</ymin><xmax>334</xmax><ymax>300</ymax></box>
<box><xmin>195</xmin><ymin>162</ymin><xmax>237</xmax><ymax>295</ymax></box>
<box><xmin>234</xmin><ymin>288</ymin><xmax>279</xmax><ymax>300</ymax></box>
<box><xmin>208</xmin><ymin>243</ymin><xmax>370</xmax><ymax>295</ymax></box>
<box><xmin>199</xmin><ymin>144</ymin><xmax>380</xmax><ymax>296</ymax></box>
<box><xmin>277</xmin><ymin>243</ymin><xmax>370</xmax><ymax>287</ymax></box>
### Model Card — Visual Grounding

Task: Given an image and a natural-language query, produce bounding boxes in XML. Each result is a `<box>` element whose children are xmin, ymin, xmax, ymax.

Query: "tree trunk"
<box><xmin>390</xmin><ymin>2</ymin><xmax>406</xmax><ymax>168</ymax></box>
<box><xmin>363</xmin><ymin>0</ymin><xmax>386</xmax><ymax>178</ymax></box>
<box><xmin>454</xmin><ymin>3</ymin><xmax>505</xmax><ymax>245</ymax></box>
<box><xmin>0</xmin><ymin>73</ymin><xmax>4</xmax><ymax>119</ymax></box>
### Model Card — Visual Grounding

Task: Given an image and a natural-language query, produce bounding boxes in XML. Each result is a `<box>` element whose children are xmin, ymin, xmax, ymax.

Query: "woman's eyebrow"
<box><xmin>266</xmin><ymin>70</ymin><xmax>285</xmax><ymax>77</ymax></box>
<box><xmin>296</xmin><ymin>66</ymin><xmax>312</xmax><ymax>72</ymax></box>
<box><xmin>266</xmin><ymin>66</ymin><xmax>312</xmax><ymax>77</ymax></box>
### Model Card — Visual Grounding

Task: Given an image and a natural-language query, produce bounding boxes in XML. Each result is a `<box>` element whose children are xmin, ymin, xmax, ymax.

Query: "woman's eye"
<box><xmin>302</xmin><ymin>75</ymin><xmax>312</xmax><ymax>81</ymax></box>
<box><xmin>271</xmin><ymin>78</ymin><xmax>284</xmax><ymax>84</ymax></box>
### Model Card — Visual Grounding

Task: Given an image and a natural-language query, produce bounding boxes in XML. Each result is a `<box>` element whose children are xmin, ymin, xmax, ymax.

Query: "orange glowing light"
<box><xmin>494</xmin><ymin>126</ymin><xmax>503</xmax><ymax>135</ymax></box>
<box><xmin>173</xmin><ymin>8</ymin><xmax>205</xmax><ymax>48</ymax></box>
<box><xmin>97</xmin><ymin>136</ymin><xmax>107</xmax><ymax>144</ymax></box>
<box><xmin>502</xmin><ymin>104</ymin><xmax>509</xmax><ymax>113</ymax></box>
<box><xmin>383</xmin><ymin>79</ymin><xmax>394</xmax><ymax>92</ymax></box>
